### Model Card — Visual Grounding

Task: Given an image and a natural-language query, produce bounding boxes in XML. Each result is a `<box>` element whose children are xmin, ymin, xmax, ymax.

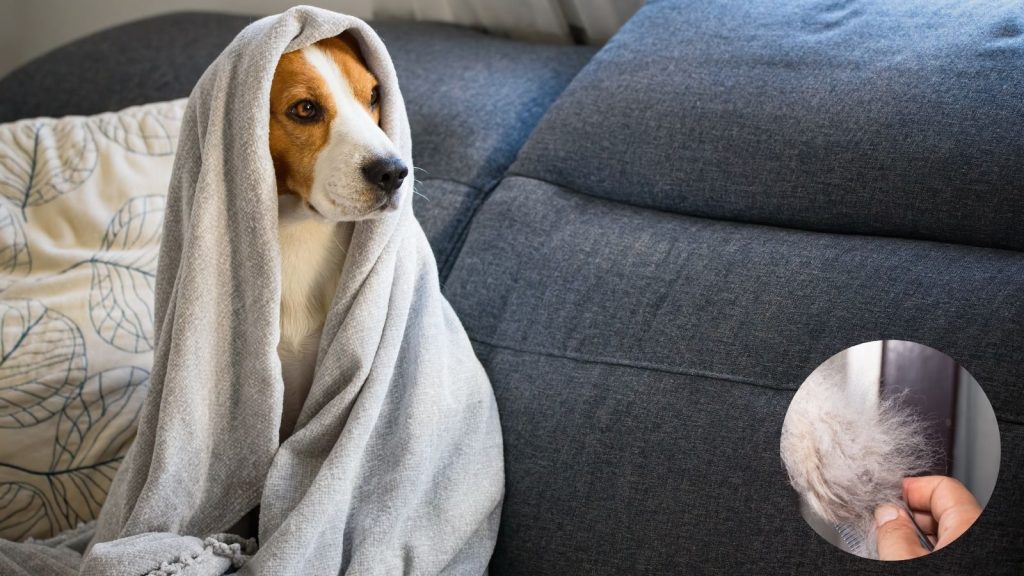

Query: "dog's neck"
<box><xmin>276</xmin><ymin>195</ymin><xmax>352</xmax><ymax>438</ymax></box>
<box><xmin>277</xmin><ymin>195</ymin><xmax>352</xmax><ymax>347</ymax></box>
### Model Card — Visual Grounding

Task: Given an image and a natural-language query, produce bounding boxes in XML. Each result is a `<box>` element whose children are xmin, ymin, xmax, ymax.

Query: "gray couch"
<box><xmin>2</xmin><ymin>2</ymin><xmax>1020</xmax><ymax>575</ymax></box>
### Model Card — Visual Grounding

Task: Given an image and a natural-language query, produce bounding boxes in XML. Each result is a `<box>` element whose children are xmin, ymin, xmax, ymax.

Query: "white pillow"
<box><xmin>0</xmin><ymin>99</ymin><xmax>187</xmax><ymax>541</ymax></box>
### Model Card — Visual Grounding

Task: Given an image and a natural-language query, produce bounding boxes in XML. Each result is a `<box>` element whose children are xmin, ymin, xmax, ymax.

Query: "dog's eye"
<box><xmin>369</xmin><ymin>87</ymin><xmax>380</xmax><ymax>108</ymax></box>
<box><xmin>288</xmin><ymin>100</ymin><xmax>322</xmax><ymax>122</ymax></box>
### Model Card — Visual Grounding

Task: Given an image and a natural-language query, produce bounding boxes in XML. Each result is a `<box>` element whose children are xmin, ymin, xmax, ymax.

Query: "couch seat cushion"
<box><xmin>445</xmin><ymin>176</ymin><xmax>1024</xmax><ymax>574</ymax></box>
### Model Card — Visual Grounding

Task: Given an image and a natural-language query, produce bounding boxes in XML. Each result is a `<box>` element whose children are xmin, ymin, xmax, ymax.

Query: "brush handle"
<box><xmin>900</xmin><ymin>501</ymin><xmax>936</xmax><ymax>552</ymax></box>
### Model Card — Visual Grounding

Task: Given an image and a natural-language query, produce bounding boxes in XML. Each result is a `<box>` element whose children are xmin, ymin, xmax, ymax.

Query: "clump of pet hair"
<box><xmin>780</xmin><ymin>353</ymin><xmax>936</xmax><ymax>558</ymax></box>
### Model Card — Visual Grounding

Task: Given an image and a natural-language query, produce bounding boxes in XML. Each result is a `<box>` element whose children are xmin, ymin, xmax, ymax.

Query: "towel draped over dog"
<box><xmin>0</xmin><ymin>6</ymin><xmax>504</xmax><ymax>575</ymax></box>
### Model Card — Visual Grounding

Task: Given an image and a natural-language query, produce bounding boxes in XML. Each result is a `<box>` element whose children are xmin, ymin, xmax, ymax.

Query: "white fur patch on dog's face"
<box><xmin>301</xmin><ymin>45</ymin><xmax>401</xmax><ymax>221</ymax></box>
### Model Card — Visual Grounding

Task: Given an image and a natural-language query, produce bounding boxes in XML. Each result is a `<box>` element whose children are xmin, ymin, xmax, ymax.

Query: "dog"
<box><xmin>269</xmin><ymin>33</ymin><xmax>408</xmax><ymax>440</ymax></box>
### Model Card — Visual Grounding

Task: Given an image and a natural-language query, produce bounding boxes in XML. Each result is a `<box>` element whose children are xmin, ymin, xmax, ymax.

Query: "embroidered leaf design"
<box><xmin>0</xmin><ymin>300</ymin><xmax>87</xmax><ymax>429</ymax></box>
<box><xmin>0</xmin><ymin>482</ymin><xmax>51</xmax><ymax>541</ymax></box>
<box><xmin>92</xmin><ymin>100</ymin><xmax>186</xmax><ymax>156</ymax></box>
<box><xmin>89</xmin><ymin>195</ymin><xmax>165</xmax><ymax>353</ymax></box>
<box><xmin>0</xmin><ymin>118</ymin><xmax>97</xmax><ymax>216</ymax></box>
<box><xmin>49</xmin><ymin>366</ymin><xmax>148</xmax><ymax>526</ymax></box>
<box><xmin>0</xmin><ymin>201</ymin><xmax>30</xmax><ymax>290</ymax></box>
<box><xmin>0</xmin><ymin>366</ymin><xmax>149</xmax><ymax>540</ymax></box>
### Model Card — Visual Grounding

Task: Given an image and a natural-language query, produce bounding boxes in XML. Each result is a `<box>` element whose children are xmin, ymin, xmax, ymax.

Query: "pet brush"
<box><xmin>834</xmin><ymin>500</ymin><xmax>934</xmax><ymax>557</ymax></box>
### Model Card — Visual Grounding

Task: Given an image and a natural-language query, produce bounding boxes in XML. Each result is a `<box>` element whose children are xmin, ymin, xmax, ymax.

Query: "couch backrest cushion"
<box><xmin>377</xmin><ymin>22</ymin><xmax>596</xmax><ymax>192</ymax></box>
<box><xmin>374</xmin><ymin>23</ymin><xmax>595</xmax><ymax>276</ymax></box>
<box><xmin>511</xmin><ymin>0</ymin><xmax>1024</xmax><ymax>251</ymax></box>
<box><xmin>0</xmin><ymin>14</ymin><xmax>250</xmax><ymax>124</ymax></box>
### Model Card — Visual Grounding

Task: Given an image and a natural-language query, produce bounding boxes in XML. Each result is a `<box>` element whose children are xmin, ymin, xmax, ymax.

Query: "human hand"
<box><xmin>874</xmin><ymin>476</ymin><xmax>982</xmax><ymax>560</ymax></box>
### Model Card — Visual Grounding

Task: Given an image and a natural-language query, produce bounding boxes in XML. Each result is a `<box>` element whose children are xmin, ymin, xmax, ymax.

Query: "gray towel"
<box><xmin>0</xmin><ymin>6</ymin><xmax>504</xmax><ymax>575</ymax></box>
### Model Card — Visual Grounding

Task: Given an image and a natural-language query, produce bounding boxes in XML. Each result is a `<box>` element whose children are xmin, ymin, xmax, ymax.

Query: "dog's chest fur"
<box><xmin>277</xmin><ymin>214</ymin><xmax>352</xmax><ymax>439</ymax></box>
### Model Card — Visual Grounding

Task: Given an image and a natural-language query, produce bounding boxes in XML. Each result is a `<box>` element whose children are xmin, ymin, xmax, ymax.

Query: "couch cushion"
<box><xmin>377</xmin><ymin>22</ymin><xmax>596</xmax><ymax>190</ymax></box>
<box><xmin>444</xmin><ymin>176</ymin><xmax>1024</xmax><ymax>574</ymax></box>
<box><xmin>373</xmin><ymin>22</ymin><xmax>596</xmax><ymax>275</ymax></box>
<box><xmin>0</xmin><ymin>15</ymin><xmax>595</xmax><ymax>275</ymax></box>
<box><xmin>0</xmin><ymin>13</ymin><xmax>249</xmax><ymax>124</ymax></box>
<box><xmin>511</xmin><ymin>0</ymin><xmax>1024</xmax><ymax>251</ymax></box>
<box><xmin>0</xmin><ymin>99</ymin><xmax>187</xmax><ymax>540</ymax></box>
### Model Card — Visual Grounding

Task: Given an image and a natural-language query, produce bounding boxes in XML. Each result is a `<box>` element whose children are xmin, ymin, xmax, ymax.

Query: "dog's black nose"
<box><xmin>362</xmin><ymin>156</ymin><xmax>408</xmax><ymax>194</ymax></box>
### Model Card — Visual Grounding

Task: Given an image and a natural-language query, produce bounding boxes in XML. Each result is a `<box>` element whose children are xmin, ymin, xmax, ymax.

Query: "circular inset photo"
<box><xmin>780</xmin><ymin>340</ymin><xmax>999</xmax><ymax>560</ymax></box>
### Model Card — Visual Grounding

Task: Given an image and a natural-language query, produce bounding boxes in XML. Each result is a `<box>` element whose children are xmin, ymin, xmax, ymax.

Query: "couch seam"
<box><xmin>412</xmin><ymin>175</ymin><xmax>484</xmax><ymax>285</ymax></box>
<box><xmin>415</xmin><ymin>175</ymin><xmax>479</xmax><ymax>190</ymax></box>
<box><xmin>433</xmin><ymin>175</ymin><xmax>502</xmax><ymax>286</ymax></box>
<box><xmin>498</xmin><ymin>173</ymin><xmax>1024</xmax><ymax>255</ymax></box>
<box><xmin>469</xmin><ymin>335</ymin><xmax>786</xmax><ymax>391</ymax></box>
<box><xmin>469</xmin><ymin>335</ymin><xmax>1024</xmax><ymax>426</ymax></box>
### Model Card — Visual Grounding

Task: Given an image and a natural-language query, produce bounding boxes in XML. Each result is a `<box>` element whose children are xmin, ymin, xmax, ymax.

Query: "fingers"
<box><xmin>871</xmin><ymin>477</ymin><xmax>983</xmax><ymax>560</ymax></box>
<box><xmin>909</xmin><ymin>510</ymin><xmax>937</xmax><ymax>536</ymax></box>
<box><xmin>902</xmin><ymin>476</ymin><xmax>982</xmax><ymax>550</ymax></box>
<box><xmin>903</xmin><ymin>476</ymin><xmax>972</xmax><ymax>515</ymax></box>
<box><xmin>875</xmin><ymin>504</ymin><xmax>929</xmax><ymax>561</ymax></box>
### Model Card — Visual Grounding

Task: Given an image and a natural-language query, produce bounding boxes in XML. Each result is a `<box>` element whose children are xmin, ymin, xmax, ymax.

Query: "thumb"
<box><xmin>874</xmin><ymin>504</ymin><xmax>929</xmax><ymax>561</ymax></box>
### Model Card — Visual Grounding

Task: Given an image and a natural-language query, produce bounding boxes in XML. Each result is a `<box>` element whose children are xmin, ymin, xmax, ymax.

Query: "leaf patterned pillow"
<box><xmin>0</xmin><ymin>99</ymin><xmax>186</xmax><ymax>541</ymax></box>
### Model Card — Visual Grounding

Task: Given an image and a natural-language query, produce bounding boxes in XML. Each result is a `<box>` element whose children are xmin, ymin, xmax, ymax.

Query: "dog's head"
<box><xmin>270</xmin><ymin>33</ymin><xmax>407</xmax><ymax>221</ymax></box>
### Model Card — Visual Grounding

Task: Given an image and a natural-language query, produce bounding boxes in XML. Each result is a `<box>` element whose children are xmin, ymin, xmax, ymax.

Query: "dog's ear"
<box><xmin>338</xmin><ymin>31</ymin><xmax>368</xmax><ymax>65</ymax></box>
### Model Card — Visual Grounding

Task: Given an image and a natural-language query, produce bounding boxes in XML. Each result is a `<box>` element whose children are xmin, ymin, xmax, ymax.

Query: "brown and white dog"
<box><xmin>269</xmin><ymin>33</ymin><xmax>407</xmax><ymax>440</ymax></box>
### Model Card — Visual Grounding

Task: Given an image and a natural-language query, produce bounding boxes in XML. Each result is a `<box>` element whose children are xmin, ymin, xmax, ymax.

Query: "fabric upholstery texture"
<box><xmin>376</xmin><ymin>22</ymin><xmax>596</xmax><ymax>277</ymax></box>
<box><xmin>512</xmin><ymin>0</ymin><xmax>1024</xmax><ymax>252</ymax></box>
<box><xmin>445</xmin><ymin>177</ymin><xmax>1024</xmax><ymax>575</ymax></box>
<box><xmin>0</xmin><ymin>14</ymin><xmax>252</xmax><ymax>124</ymax></box>
<box><xmin>376</xmin><ymin>22</ymin><xmax>596</xmax><ymax>191</ymax></box>
<box><xmin>0</xmin><ymin>14</ymin><xmax>595</xmax><ymax>277</ymax></box>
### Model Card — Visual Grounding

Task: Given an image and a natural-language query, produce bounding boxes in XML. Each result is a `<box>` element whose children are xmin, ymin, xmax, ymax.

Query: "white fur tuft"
<box><xmin>780</xmin><ymin>353</ymin><xmax>935</xmax><ymax>558</ymax></box>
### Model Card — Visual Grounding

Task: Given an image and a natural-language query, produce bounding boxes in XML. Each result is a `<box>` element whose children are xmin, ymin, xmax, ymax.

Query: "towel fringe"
<box><xmin>141</xmin><ymin>535</ymin><xmax>257</xmax><ymax>575</ymax></box>
<box><xmin>204</xmin><ymin>534</ymin><xmax>258</xmax><ymax>568</ymax></box>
